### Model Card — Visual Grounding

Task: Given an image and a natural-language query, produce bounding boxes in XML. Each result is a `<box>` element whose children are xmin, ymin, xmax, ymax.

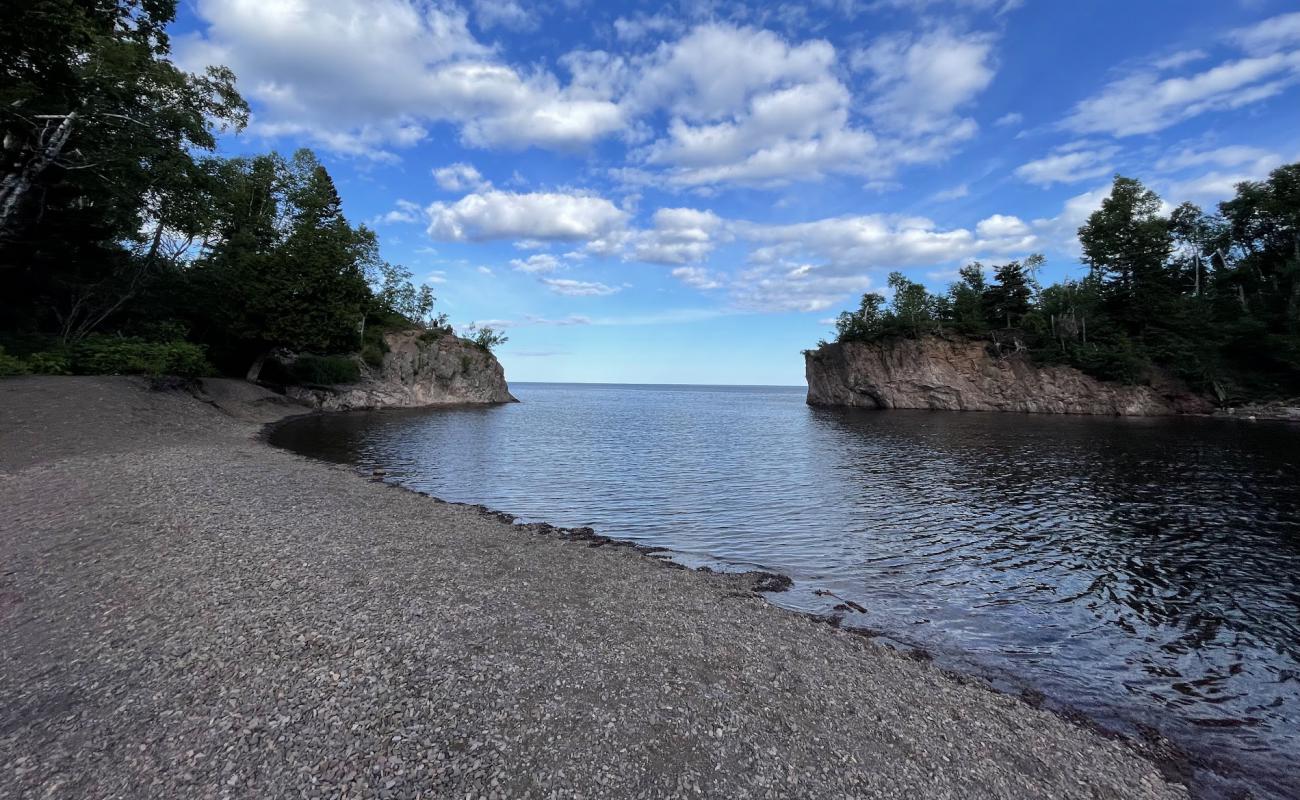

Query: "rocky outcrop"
<box><xmin>805</xmin><ymin>335</ymin><xmax>1213</xmax><ymax>416</ymax></box>
<box><xmin>286</xmin><ymin>330</ymin><xmax>517</xmax><ymax>411</ymax></box>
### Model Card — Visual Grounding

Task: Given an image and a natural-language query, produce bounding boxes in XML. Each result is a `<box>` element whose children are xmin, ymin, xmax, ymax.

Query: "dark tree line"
<box><xmin>0</xmin><ymin>1</ymin><xmax>487</xmax><ymax>380</ymax></box>
<box><xmin>831</xmin><ymin>168</ymin><xmax>1300</xmax><ymax>402</ymax></box>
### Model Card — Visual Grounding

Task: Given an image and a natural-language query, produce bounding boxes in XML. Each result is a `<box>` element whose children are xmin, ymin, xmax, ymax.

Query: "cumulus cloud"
<box><xmin>1015</xmin><ymin>143</ymin><xmax>1119</xmax><ymax>186</ymax></box>
<box><xmin>854</xmin><ymin>29</ymin><xmax>996</xmax><ymax>135</ymax></box>
<box><xmin>630</xmin><ymin>208</ymin><xmax>724</xmax><ymax>265</ymax></box>
<box><xmin>723</xmin><ymin>209</ymin><xmax>1040</xmax><ymax>311</ymax></box>
<box><xmin>509</xmin><ymin>254</ymin><xmax>563</xmax><ymax>273</ymax></box>
<box><xmin>426</xmin><ymin>191</ymin><xmax>629</xmax><ymax>242</ymax></box>
<box><xmin>176</xmin><ymin>0</ymin><xmax>624</xmax><ymax>158</ymax></box>
<box><xmin>630</xmin><ymin>24</ymin><xmax>880</xmax><ymax>187</ymax></box>
<box><xmin>541</xmin><ymin>278</ymin><xmax>621</xmax><ymax>296</ymax></box>
<box><xmin>434</xmin><ymin>163</ymin><xmax>491</xmax><ymax>192</ymax></box>
<box><xmin>671</xmin><ymin>266</ymin><xmax>724</xmax><ymax>290</ymax></box>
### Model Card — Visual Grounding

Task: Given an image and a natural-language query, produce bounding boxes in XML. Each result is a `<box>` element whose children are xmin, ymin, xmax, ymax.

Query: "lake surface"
<box><xmin>271</xmin><ymin>383</ymin><xmax>1300</xmax><ymax>799</ymax></box>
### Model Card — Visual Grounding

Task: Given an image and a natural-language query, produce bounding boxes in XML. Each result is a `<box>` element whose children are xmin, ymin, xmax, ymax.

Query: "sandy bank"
<box><xmin>0</xmin><ymin>376</ymin><xmax>1185</xmax><ymax>799</ymax></box>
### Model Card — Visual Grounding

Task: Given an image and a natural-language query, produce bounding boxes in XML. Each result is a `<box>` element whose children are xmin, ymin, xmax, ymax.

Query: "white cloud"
<box><xmin>631</xmin><ymin>208</ymin><xmax>724</xmax><ymax>264</ymax></box>
<box><xmin>1155</xmin><ymin>144</ymin><xmax>1280</xmax><ymax>173</ymax></box>
<box><xmin>541</xmin><ymin>278</ymin><xmax>621</xmax><ymax>297</ymax></box>
<box><xmin>931</xmin><ymin>183</ymin><xmax>970</xmax><ymax>201</ymax></box>
<box><xmin>509</xmin><ymin>253</ymin><xmax>563</xmax><ymax>273</ymax></box>
<box><xmin>434</xmin><ymin>163</ymin><xmax>491</xmax><ymax>192</ymax></box>
<box><xmin>1064</xmin><ymin>30</ymin><xmax>1300</xmax><ymax>137</ymax></box>
<box><xmin>671</xmin><ymin>266</ymin><xmax>724</xmax><ymax>289</ymax></box>
<box><xmin>613</xmin><ymin>13</ymin><xmax>683</xmax><ymax>43</ymax></box>
<box><xmin>993</xmin><ymin>111</ymin><xmax>1022</xmax><ymax>127</ymax></box>
<box><xmin>177</xmin><ymin>0</ymin><xmax>625</xmax><ymax>158</ymax></box>
<box><xmin>1015</xmin><ymin>144</ymin><xmax>1119</xmax><ymax>186</ymax></box>
<box><xmin>630</xmin><ymin>24</ymin><xmax>881</xmax><ymax>187</ymax></box>
<box><xmin>1152</xmin><ymin>49</ymin><xmax>1207</xmax><ymax>71</ymax></box>
<box><xmin>975</xmin><ymin>214</ymin><xmax>1030</xmax><ymax>239</ymax></box>
<box><xmin>854</xmin><ymin>29</ymin><xmax>996</xmax><ymax>136</ymax></box>
<box><xmin>371</xmin><ymin>199</ymin><xmax>422</xmax><ymax>225</ymax></box>
<box><xmin>1229</xmin><ymin>11</ymin><xmax>1300</xmax><ymax>55</ymax></box>
<box><xmin>426</xmin><ymin>191</ymin><xmax>629</xmax><ymax>242</ymax></box>
<box><xmin>472</xmin><ymin>0</ymin><xmax>533</xmax><ymax>30</ymax></box>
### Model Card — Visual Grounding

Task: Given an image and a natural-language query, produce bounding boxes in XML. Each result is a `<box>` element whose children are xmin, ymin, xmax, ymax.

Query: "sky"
<box><xmin>169</xmin><ymin>0</ymin><xmax>1300</xmax><ymax>385</ymax></box>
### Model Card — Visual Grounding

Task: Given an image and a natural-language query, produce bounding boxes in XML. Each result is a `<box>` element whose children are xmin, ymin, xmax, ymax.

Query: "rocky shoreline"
<box><xmin>1</xmin><ymin>376</ymin><xmax>1187</xmax><ymax>798</ymax></box>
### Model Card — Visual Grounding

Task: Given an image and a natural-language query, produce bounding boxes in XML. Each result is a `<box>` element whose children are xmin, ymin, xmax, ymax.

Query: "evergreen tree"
<box><xmin>982</xmin><ymin>261</ymin><xmax>1033</xmax><ymax>329</ymax></box>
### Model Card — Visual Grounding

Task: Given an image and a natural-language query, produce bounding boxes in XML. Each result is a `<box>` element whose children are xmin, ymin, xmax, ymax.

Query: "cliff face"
<box><xmin>287</xmin><ymin>330</ymin><xmax>517</xmax><ymax>411</ymax></box>
<box><xmin>805</xmin><ymin>336</ymin><xmax>1213</xmax><ymax>416</ymax></box>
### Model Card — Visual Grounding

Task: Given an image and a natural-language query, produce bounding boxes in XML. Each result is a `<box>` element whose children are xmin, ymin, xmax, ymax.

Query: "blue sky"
<box><xmin>170</xmin><ymin>0</ymin><xmax>1300</xmax><ymax>385</ymax></box>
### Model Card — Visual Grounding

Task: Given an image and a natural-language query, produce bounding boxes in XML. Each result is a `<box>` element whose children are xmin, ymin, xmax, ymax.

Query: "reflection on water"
<box><xmin>271</xmin><ymin>382</ymin><xmax>1300</xmax><ymax>799</ymax></box>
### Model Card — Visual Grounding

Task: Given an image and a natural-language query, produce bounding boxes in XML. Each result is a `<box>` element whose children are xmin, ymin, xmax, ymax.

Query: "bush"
<box><xmin>360</xmin><ymin>343</ymin><xmax>386</xmax><ymax>368</ymax></box>
<box><xmin>288</xmin><ymin>354</ymin><xmax>360</xmax><ymax>385</ymax></box>
<box><xmin>0</xmin><ymin>347</ymin><xmax>31</xmax><ymax>376</ymax></box>
<box><xmin>71</xmin><ymin>337</ymin><xmax>213</xmax><ymax>377</ymax></box>
<box><xmin>26</xmin><ymin>351</ymin><xmax>71</xmax><ymax>374</ymax></box>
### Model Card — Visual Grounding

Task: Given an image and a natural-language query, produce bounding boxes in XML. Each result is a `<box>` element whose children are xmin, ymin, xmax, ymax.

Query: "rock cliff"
<box><xmin>805</xmin><ymin>336</ymin><xmax>1213</xmax><ymax>416</ymax></box>
<box><xmin>286</xmin><ymin>330</ymin><xmax>517</xmax><ymax>411</ymax></box>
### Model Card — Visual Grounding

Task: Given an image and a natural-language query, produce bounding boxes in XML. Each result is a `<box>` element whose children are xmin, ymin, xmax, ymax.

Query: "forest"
<box><xmin>0</xmin><ymin>0</ymin><xmax>501</xmax><ymax>382</ymax></box>
<box><xmin>829</xmin><ymin>169</ymin><xmax>1300</xmax><ymax>403</ymax></box>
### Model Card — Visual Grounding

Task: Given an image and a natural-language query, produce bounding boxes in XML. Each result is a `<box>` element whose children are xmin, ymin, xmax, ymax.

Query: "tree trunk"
<box><xmin>0</xmin><ymin>112</ymin><xmax>78</xmax><ymax>239</ymax></box>
<box><xmin>246</xmin><ymin>349</ymin><xmax>272</xmax><ymax>383</ymax></box>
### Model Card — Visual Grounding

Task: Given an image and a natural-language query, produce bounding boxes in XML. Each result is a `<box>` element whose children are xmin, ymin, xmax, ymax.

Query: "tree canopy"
<box><xmin>0</xmin><ymin>2</ymin><xmax>465</xmax><ymax>380</ymax></box>
<box><xmin>828</xmin><ymin>167</ymin><xmax>1300</xmax><ymax>402</ymax></box>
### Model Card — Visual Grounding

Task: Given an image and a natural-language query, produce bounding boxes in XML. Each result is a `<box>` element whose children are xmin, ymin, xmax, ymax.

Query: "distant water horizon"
<box><xmin>272</xmin><ymin>383</ymin><xmax>1300</xmax><ymax>800</ymax></box>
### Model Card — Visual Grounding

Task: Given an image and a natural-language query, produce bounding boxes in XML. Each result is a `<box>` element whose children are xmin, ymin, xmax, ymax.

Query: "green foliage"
<box><xmin>26</xmin><ymin>351</ymin><xmax>71</xmax><ymax>374</ymax></box>
<box><xmin>465</xmin><ymin>325</ymin><xmax>509</xmax><ymax>352</ymax></box>
<box><xmin>0</xmin><ymin>347</ymin><xmax>31</xmax><ymax>376</ymax></box>
<box><xmin>825</xmin><ymin>167</ymin><xmax>1300</xmax><ymax>401</ymax></box>
<box><xmin>836</xmin><ymin>293</ymin><xmax>887</xmax><ymax>342</ymax></box>
<box><xmin>0</xmin><ymin>10</ymin><xmax>461</xmax><ymax>387</ymax></box>
<box><xmin>284</xmin><ymin>355</ymin><xmax>360</xmax><ymax>386</ymax></box>
<box><xmin>69</xmin><ymin>337</ymin><xmax>212</xmax><ymax>377</ymax></box>
<box><xmin>361</xmin><ymin>344</ymin><xmax>386</xmax><ymax>369</ymax></box>
<box><xmin>0</xmin><ymin>0</ymin><xmax>247</xmax><ymax>339</ymax></box>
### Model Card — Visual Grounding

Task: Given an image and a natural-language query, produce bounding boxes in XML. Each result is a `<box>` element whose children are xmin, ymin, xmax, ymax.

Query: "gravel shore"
<box><xmin>0</xmin><ymin>376</ymin><xmax>1186</xmax><ymax>799</ymax></box>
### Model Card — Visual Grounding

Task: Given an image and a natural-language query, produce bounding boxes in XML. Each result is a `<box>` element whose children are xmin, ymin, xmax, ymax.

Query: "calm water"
<box><xmin>271</xmin><ymin>383</ymin><xmax>1300</xmax><ymax>799</ymax></box>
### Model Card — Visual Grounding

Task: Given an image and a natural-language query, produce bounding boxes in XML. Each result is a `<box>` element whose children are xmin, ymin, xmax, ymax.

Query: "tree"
<box><xmin>465</xmin><ymin>325</ymin><xmax>509</xmax><ymax>352</ymax></box>
<box><xmin>947</xmin><ymin>263</ymin><xmax>988</xmax><ymax>334</ymax></box>
<box><xmin>0</xmin><ymin>0</ymin><xmax>247</xmax><ymax>338</ymax></box>
<box><xmin>188</xmin><ymin>151</ymin><xmax>374</xmax><ymax>377</ymax></box>
<box><xmin>887</xmin><ymin>272</ymin><xmax>937</xmax><ymax>337</ymax></box>
<box><xmin>835</xmin><ymin>292</ymin><xmax>887</xmax><ymax>342</ymax></box>
<box><xmin>983</xmin><ymin>260</ymin><xmax>1034</xmax><ymax>329</ymax></box>
<box><xmin>1078</xmin><ymin>176</ymin><xmax>1175</xmax><ymax>334</ymax></box>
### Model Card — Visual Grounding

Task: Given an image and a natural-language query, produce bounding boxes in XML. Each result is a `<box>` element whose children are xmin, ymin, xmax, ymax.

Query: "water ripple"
<box><xmin>272</xmin><ymin>383</ymin><xmax>1300</xmax><ymax>800</ymax></box>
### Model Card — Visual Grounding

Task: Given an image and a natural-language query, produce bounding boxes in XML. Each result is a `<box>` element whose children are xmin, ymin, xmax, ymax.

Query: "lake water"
<box><xmin>270</xmin><ymin>383</ymin><xmax>1300</xmax><ymax>799</ymax></box>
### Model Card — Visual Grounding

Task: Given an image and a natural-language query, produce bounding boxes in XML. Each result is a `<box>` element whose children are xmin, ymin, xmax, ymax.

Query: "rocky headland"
<box><xmin>281</xmin><ymin>329</ymin><xmax>517</xmax><ymax>411</ymax></box>
<box><xmin>806</xmin><ymin>335</ymin><xmax>1214</xmax><ymax>416</ymax></box>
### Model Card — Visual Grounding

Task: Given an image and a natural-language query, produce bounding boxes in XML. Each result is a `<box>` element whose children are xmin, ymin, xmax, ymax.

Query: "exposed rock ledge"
<box><xmin>286</xmin><ymin>329</ymin><xmax>517</xmax><ymax>411</ymax></box>
<box><xmin>805</xmin><ymin>335</ymin><xmax>1213</xmax><ymax>416</ymax></box>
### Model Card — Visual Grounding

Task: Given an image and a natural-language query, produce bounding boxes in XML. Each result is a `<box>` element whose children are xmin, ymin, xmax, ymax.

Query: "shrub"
<box><xmin>26</xmin><ymin>352</ymin><xmax>71</xmax><ymax>374</ymax></box>
<box><xmin>0</xmin><ymin>347</ymin><xmax>31</xmax><ymax>377</ymax></box>
<box><xmin>360</xmin><ymin>343</ymin><xmax>386</xmax><ymax>368</ymax></box>
<box><xmin>288</xmin><ymin>354</ymin><xmax>360</xmax><ymax>386</ymax></box>
<box><xmin>71</xmin><ymin>337</ymin><xmax>213</xmax><ymax>378</ymax></box>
